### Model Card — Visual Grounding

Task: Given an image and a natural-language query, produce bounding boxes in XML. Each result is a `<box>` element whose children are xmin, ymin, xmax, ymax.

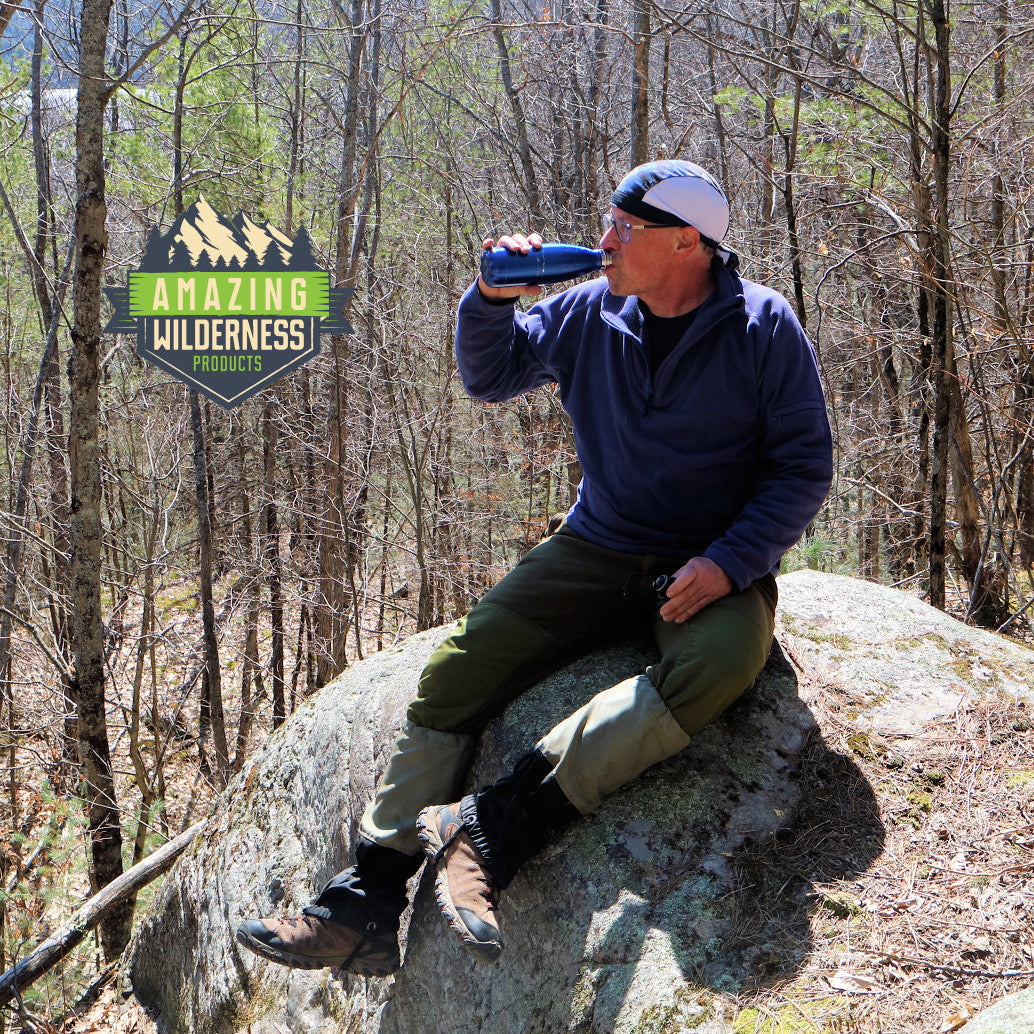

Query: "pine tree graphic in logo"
<box><xmin>106</xmin><ymin>197</ymin><xmax>353</xmax><ymax>408</ymax></box>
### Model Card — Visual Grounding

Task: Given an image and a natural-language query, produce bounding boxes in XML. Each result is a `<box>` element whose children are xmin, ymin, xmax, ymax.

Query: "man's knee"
<box><xmin>537</xmin><ymin>675</ymin><xmax>691</xmax><ymax>814</ymax></box>
<box><xmin>408</xmin><ymin>601</ymin><xmax>561</xmax><ymax>733</ymax></box>
<box><xmin>650</xmin><ymin>642</ymin><xmax>769</xmax><ymax>736</ymax></box>
<box><xmin>649</xmin><ymin>580</ymin><xmax>776</xmax><ymax>737</ymax></box>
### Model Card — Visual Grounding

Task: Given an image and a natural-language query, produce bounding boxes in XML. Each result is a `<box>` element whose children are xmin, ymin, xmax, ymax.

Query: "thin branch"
<box><xmin>0</xmin><ymin>607</ymin><xmax>72</xmax><ymax>680</ymax></box>
<box><xmin>0</xmin><ymin>820</ymin><xmax>206</xmax><ymax>1009</ymax></box>
<box><xmin>103</xmin><ymin>0</ymin><xmax>201</xmax><ymax>98</ymax></box>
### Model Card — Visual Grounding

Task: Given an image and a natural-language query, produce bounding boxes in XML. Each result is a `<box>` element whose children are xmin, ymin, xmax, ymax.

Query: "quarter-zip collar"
<box><xmin>599</xmin><ymin>258</ymin><xmax>747</xmax><ymax>410</ymax></box>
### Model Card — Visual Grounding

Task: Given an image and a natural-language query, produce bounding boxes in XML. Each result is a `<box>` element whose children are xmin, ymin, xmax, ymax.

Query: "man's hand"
<box><xmin>659</xmin><ymin>556</ymin><xmax>733</xmax><ymax>624</ymax></box>
<box><xmin>477</xmin><ymin>233</ymin><xmax>546</xmax><ymax>302</ymax></box>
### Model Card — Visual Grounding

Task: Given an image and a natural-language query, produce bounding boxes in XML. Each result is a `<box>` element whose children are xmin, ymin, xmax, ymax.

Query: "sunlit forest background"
<box><xmin>0</xmin><ymin>0</ymin><xmax>1032</xmax><ymax>1023</ymax></box>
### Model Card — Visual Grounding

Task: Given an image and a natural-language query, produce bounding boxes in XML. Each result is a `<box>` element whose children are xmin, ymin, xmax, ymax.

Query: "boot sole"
<box><xmin>234</xmin><ymin>924</ymin><xmax>400</xmax><ymax>977</ymax></box>
<box><xmin>415</xmin><ymin>812</ymin><xmax>503</xmax><ymax>965</ymax></box>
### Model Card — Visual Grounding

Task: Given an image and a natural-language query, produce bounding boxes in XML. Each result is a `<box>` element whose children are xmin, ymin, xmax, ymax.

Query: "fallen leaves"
<box><xmin>827</xmin><ymin>969</ymin><xmax>882</xmax><ymax>995</ymax></box>
<box><xmin>735</xmin><ymin>692</ymin><xmax>1034</xmax><ymax>1033</ymax></box>
<box><xmin>938</xmin><ymin>1003</ymin><xmax>977</xmax><ymax>1032</ymax></box>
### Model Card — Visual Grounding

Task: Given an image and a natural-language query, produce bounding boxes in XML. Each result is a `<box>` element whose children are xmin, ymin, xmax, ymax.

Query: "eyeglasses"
<box><xmin>601</xmin><ymin>213</ymin><xmax>672</xmax><ymax>243</ymax></box>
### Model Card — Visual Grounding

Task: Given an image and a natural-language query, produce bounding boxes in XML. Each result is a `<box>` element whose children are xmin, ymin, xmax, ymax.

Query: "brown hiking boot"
<box><xmin>235</xmin><ymin>912</ymin><xmax>400</xmax><ymax>976</ymax></box>
<box><xmin>416</xmin><ymin>799</ymin><xmax>503</xmax><ymax>964</ymax></box>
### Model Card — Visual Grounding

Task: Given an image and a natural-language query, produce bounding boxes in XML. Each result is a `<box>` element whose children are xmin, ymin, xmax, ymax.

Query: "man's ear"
<box><xmin>674</xmin><ymin>225</ymin><xmax>702</xmax><ymax>254</ymax></box>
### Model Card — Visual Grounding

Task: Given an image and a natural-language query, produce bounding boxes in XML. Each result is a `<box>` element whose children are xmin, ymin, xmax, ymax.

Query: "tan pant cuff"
<box><xmin>537</xmin><ymin>676</ymin><xmax>691</xmax><ymax>815</ymax></box>
<box><xmin>359</xmin><ymin>721</ymin><xmax>474</xmax><ymax>855</ymax></box>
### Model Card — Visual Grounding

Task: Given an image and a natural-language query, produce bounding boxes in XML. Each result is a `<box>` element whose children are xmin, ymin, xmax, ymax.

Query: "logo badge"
<box><xmin>105</xmin><ymin>196</ymin><xmax>353</xmax><ymax>408</ymax></box>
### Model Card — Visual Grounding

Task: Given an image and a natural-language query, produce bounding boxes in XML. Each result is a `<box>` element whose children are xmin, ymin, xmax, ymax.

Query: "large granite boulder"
<box><xmin>961</xmin><ymin>986</ymin><xmax>1034</xmax><ymax>1033</ymax></box>
<box><xmin>122</xmin><ymin>571</ymin><xmax>1033</xmax><ymax>1033</ymax></box>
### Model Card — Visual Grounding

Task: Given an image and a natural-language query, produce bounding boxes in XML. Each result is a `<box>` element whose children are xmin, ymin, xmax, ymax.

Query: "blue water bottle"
<box><xmin>480</xmin><ymin>243</ymin><xmax>612</xmax><ymax>288</ymax></box>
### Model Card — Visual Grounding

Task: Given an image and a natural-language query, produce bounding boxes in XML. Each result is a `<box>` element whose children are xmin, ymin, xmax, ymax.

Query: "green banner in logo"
<box><xmin>105</xmin><ymin>197</ymin><xmax>354</xmax><ymax>408</ymax></box>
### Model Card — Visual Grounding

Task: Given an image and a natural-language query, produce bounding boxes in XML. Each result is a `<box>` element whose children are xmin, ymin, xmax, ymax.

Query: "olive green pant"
<box><xmin>360</xmin><ymin>527</ymin><xmax>776</xmax><ymax>853</ymax></box>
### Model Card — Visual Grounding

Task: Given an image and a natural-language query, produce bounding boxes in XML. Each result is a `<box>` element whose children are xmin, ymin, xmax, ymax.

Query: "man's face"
<box><xmin>599</xmin><ymin>207</ymin><xmax>680</xmax><ymax>300</ymax></box>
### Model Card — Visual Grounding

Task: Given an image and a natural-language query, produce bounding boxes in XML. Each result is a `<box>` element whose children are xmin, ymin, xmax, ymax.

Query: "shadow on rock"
<box><xmin>381</xmin><ymin>641</ymin><xmax>885</xmax><ymax>1034</ymax></box>
<box><xmin>723</xmin><ymin>726</ymin><xmax>885</xmax><ymax>994</ymax></box>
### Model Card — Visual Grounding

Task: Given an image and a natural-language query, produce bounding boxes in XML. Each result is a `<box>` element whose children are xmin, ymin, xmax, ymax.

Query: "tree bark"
<box><xmin>630</xmin><ymin>0</ymin><xmax>650</xmax><ymax>165</ymax></box>
<box><xmin>233</xmin><ymin>431</ymin><xmax>262</xmax><ymax>771</ymax></box>
<box><xmin>32</xmin><ymin>1</ymin><xmax>76</xmax><ymax>766</ymax></box>
<box><xmin>926</xmin><ymin>0</ymin><xmax>952</xmax><ymax>611</ymax></box>
<box><xmin>68</xmin><ymin>0</ymin><xmax>130</xmax><ymax>961</ymax></box>
<box><xmin>489</xmin><ymin>0</ymin><xmax>543</xmax><ymax>220</ymax></box>
<box><xmin>263</xmin><ymin>402</ymin><xmax>285</xmax><ymax>726</ymax></box>
<box><xmin>779</xmin><ymin>2</ymin><xmax>807</xmax><ymax>327</ymax></box>
<box><xmin>703</xmin><ymin>7</ymin><xmax>728</xmax><ymax>184</ymax></box>
<box><xmin>1017</xmin><ymin>365</ymin><xmax>1034</xmax><ymax>573</ymax></box>
<box><xmin>0</xmin><ymin>236</ymin><xmax>73</xmax><ymax>720</ymax></box>
<box><xmin>312</xmin><ymin>0</ymin><xmax>367</xmax><ymax>685</ymax></box>
<box><xmin>190</xmin><ymin>389</ymin><xmax>229</xmax><ymax>784</ymax></box>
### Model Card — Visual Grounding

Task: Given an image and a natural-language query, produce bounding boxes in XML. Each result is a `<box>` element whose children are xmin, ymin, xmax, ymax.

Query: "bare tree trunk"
<box><xmin>173</xmin><ymin>30</ymin><xmax>188</xmax><ymax>216</ymax></box>
<box><xmin>0</xmin><ymin>235</ymin><xmax>72</xmax><ymax>721</ymax></box>
<box><xmin>315</xmin><ymin>337</ymin><xmax>351</xmax><ymax>685</ymax></box>
<box><xmin>779</xmin><ymin>4</ymin><xmax>808</xmax><ymax>327</ymax></box>
<box><xmin>926</xmin><ymin>0</ymin><xmax>952</xmax><ymax>611</ymax></box>
<box><xmin>285</xmin><ymin>0</ymin><xmax>306</xmax><ymax>234</ymax></box>
<box><xmin>263</xmin><ymin>402</ymin><xmax>285</xmax><ymax>726</ymax></box>
<box><xmin>171</xmin><ymin>42</ymin><xmax>229</xmax><ymax>781</ymax></box>
<box><xmin>31</xmin><ymin>0</ymin><xmax>55</xmax><ymax>297</ymax></box>
<box><xmin>68</xmin><ymin>0</ymin><xmax>130</xmax><ymax>960</ymax></box>
<box><xmin>630</xmin><ymin>0</ymin><xmax>650</xmax><ymax>165</ymax></box>
<box><xmin>908</xmin><ymin>131</ymin><xmax>934</xmax><ymax>583</ymax></box>
<box><xmin>313</xmin><ymin>0</ymin><xmax>367</xmax><ymax>684</ymax></box>
<box><xmin>489</xmin><ymin>0</ymin><xmax>542</xmax><ymax>220</ymax></box>
<box><xmin>127</xmin><ymin>497</ymin><xmax>160</xmax><ymax>869</ymax></box>
<box><xmin>0</xmin><ymin>19</ymin><xmax>75</xmax><ymax>747</ymax></box>
<box><xmin>950</xmin><ymin>374</ymin><xmax>1005</xmax><ymax>625</ymax></box>
<box><xmin>32</xmin><ymin>6</ymin><xmax>77</xmax><ymax>767</ymax></box>
<box><xmin>1017</xmin><ymin>365</ymin><xmax>1034</xmax><ymax>573</ymax></box>
<box><xmin>704</xmin><ymin>8</ymin><xmax>728</xmax><ymax>184</ymax></box>
<box><xmin>233</xmin><ymin>432</ymin><xmax>262</xmax><ymax>772</ymax></box>
<box><xmin>991</xmin><ymin>3</ymin><xmax>1033</xmax><ymax>588</ymax></box>
<box><xmin>990</xmin><ymin>0</ymin><xmax>1008</xmax><ymax>326</ymax></box>
<box><xmin>190</xmin><ymin>390</ymin><xmax>228</xmax><ymax>785</ymax></box>
<box><xmin>587</xmin><ymin>0</ymin><xmax>608</xmax><ymax>196</ymax></box>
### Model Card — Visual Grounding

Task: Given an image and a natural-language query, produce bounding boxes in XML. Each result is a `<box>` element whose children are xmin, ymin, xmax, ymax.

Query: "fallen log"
<box><xmin>0</xmin><ymin>819</ymin><xmax>205</xmax><ymax>1010</ymax></box>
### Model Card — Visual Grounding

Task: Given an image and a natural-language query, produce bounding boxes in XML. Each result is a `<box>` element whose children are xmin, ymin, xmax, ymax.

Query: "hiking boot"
<box><xmin>235</xmin><ymin>911</ymin><xmax>401</xmax><ymax>976</ymax></box>
<box><xmin>237</xmin><ymin>841</ymin><xmax>421</xmax><ymax>977</ymax></box>
<box><xmin>416</xmin><ymin>799</ymin><xmax>503</xmax><ymax>964</ymax></box>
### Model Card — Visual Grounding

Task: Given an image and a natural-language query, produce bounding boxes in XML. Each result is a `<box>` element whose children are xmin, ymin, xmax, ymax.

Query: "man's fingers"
<box><xmin>660</xmin><ymin>589</ymin><xmax>713</xmax><ymax>624</ymax></box>
<box><xmin>487</xmin><ymin>232</ymin><xmax>544</xmax><ymax>254</ymax></box>
<box><xmin>658</xmin><ymin>558</ymin><xmax>732</xmax><ymax>623</ymax></box>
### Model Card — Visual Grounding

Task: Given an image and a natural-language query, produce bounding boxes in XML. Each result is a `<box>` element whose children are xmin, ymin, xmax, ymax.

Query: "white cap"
<box><xmin>612</xmin><ymin>160</ymin><xmax>730</xmax><ymax>245</ymax></box>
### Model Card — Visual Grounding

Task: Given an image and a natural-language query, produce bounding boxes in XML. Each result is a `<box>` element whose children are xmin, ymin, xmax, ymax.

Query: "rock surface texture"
<box><xmin>123</xmin><ymin>571</ymin><xmax>1034</xmax><ymax>1034</ymax></box>
<box><xmin>960</xmin><ymin>985</ymin><xmax>1034</xmax><ymax>1034</ymax></box>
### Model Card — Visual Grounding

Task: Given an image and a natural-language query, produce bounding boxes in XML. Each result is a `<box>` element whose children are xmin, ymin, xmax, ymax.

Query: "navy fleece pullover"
<box><xmin>455</xmin><ymin>261</ymin><xmax>833</xmax><ymax>591</ymax></box>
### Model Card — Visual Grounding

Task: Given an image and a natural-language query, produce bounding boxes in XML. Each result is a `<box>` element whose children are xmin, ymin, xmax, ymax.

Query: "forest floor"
<box><xmin>1</xmin><ymin>565</ymin><xmax>428</xmax><ymax>1031</ymax></box>
<box><xmin>3</xmin><ymin>580</ymin><xmax>1033</xmax><ymax>1033</ymax></box>
<box><xmin>727</xmin><ymin>673</ymin><xmax>1034</xmax><ymax>1034</ymax></box>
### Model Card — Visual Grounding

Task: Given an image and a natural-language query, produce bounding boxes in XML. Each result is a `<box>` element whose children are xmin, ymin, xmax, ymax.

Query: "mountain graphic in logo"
<box><xmin>108</xmin><ymin>197</ymin><xmax>351</xmax><ymax>408</ymax></box>
<box><xmin>139</xmin><ymin>196</ymin><xmax>316</xmax><ymax>273</ymax></box>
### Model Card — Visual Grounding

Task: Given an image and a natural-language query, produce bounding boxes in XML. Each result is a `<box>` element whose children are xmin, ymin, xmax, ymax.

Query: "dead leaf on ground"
<box><xmin>828</xmin><ymin>969</ymin><xmax>883</xmax><ymax>994</ymax></box>
<box><xmin>938</xmin><ymin>1003</ymin><xmax>977</xmax><ymax>1032</ymax></box>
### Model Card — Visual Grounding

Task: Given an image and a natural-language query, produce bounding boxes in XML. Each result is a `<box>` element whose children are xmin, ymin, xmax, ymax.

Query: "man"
<box><xmin>236</xmin><ymin>159</ymin><xmax>833</xmax><ymax>973</ymax></box>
